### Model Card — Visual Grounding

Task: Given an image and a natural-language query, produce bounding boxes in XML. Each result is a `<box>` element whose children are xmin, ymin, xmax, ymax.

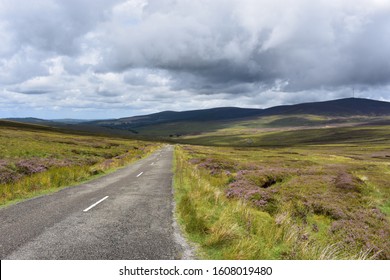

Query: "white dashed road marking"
<box><xmin>83</xmin><ymin>196</ymin><xmax>109</xmax><ymax>212</ymax></box>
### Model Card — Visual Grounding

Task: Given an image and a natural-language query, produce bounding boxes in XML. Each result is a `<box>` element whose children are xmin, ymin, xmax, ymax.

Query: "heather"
<box><xmin>174</xmin><ymin>143</ymin><xmax>390</xmax><ymax>259</ymax></box>
<box><xmin>0</xmin><ymin>124</ymin><xmax>159</xmax><ymax>205</ymax></box>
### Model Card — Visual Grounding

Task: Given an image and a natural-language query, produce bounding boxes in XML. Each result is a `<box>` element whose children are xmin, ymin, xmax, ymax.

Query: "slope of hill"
<box><xmin>5</xmin><ymin>118</ymin><xmax>92</xmax><ymax>125</ymax></box>
<box><xmin>87</xmin><ymin>107</ymin><xmax>264</xmax><ymax>129</ymax></box>
<box><xmin>262</xmin><ymin>98</ymin><xmax>390</xmax><ymax>116</ymax></box>
<box><xmin>5</xmin><ymin>117</ymin><xmax>55</xmax><ymax>125</ymax></box>
<box><xmin>3</xmin><ymin>98</ymin><xmax>390</xmax><ymax>138</ymax></box>
<box><xmin>83</xmin><ymin>98</ymin><xmax>390</xmax><ymax>136</ymax></box>
<box><xmin>0</xmin><ymin>119</ymin><xmax>55</xmax><ymax>131</ymax></box>
<box><xmin>89</xmin><ymin>98</ymin><xmax>390</xmax><ymax>126</ymax></box>
<box><xmin>0</xmin><ymin>119</ymin><xmax>139</xmax><ymax>139</ymax></box>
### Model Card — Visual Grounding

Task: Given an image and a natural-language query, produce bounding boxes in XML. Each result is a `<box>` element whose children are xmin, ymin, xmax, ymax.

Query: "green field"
<box><xmin>173</xmin><ymin>122</ymin><xmax>390</xmax><ymax>259</ymax></box>
<box><xmin>0</xmin><ymin>120</ymin><xmax>159</xmax><ymax>206</ymax></box>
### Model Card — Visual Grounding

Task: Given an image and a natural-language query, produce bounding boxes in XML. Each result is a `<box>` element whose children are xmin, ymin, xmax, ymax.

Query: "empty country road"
<box><xmin>0</xmin><ymin>145</ymin><xmax>190</xmax><ymax>260</ymax></box>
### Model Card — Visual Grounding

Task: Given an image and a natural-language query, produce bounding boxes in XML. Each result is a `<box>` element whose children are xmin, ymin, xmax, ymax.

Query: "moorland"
<box><xmin>173</xmin><ymin>126</ymin><xmax>390</xmax><ymax>259</ymax></box>
<box><xmin>1</xmin><ymin>97</ymin><xmax>390</xmax><ymax>259</ymax></box>
<box><xmin>0</xmin><ymin>120</ymin><xmax>159</xmax><ymax>206</ymax></box>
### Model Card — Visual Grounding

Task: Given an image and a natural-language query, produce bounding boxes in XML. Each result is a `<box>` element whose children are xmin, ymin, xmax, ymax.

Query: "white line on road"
<box><xmin>136</xmin><ymin>172</ymin><xmax>144</xmax><ymax>177</ymax></box>
<box><xmin>151</xmin><ymin>162</ymin><xmax>154</xmax><ymax>165</ymax></box>
<box><xmin>83</xmin><ymin>196</ymin><xmax>109</xmax><ymax>212</ymax></box>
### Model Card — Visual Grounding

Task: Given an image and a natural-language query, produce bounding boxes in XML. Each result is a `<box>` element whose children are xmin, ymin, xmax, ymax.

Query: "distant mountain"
<box><xmin>50</xmin><ymin>119</ymin><xmax>94</xmax><ymax>124</ymax></box>
<box><xmin>262</xmin><ymin>98</ymin><xmax>390</xmax><ymax>116</ymax></box>
<box><xmin>0</xmin><ymin>119</ymin><xmax>57</xmax><ymax>132</ymax></box>
<box><xmin>87</xmin><ymin>98</ymin><xmax>390</xmax><ymax>131</ymax></box>
<box><xmin>86</xmin><ymin>107</ymin><xmax>265</xmax><ymax>131</ymax></box>
<box><xmin>4</xmin><ymin>98</ymin><xmax>390</xmax><ymax>135</ymax></box>
<box><xmin>4</xmin><ymin>118</ymin><xmax>94</xmax><ymax>125</ymax></box>
<box><xmin>5</xmin><ymin>117</ymin><xmax>54</xmax><ymax>125</ymax></box>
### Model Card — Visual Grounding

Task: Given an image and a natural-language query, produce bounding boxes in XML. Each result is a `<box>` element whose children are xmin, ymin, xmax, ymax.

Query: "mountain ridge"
<box><xmin>3</xmin><ymin>98</ymin><xmax>390</xmax><ymax>131</ymax></box>
<box><xmin>87</xmin><ymin>97</ymin><xmax>390</xmax><ymax>129</ymax></box>
<box><xmin>261</xmin><ymin>97</ymin><xmax>390</xmax><ymax>116</ymax></box>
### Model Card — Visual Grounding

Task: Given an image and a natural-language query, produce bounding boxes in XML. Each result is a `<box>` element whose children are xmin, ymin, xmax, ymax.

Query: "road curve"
<box><xmin>0</xmin><ymin>145</ymin><xmax>187</xmax><ymax>260</ymax></box>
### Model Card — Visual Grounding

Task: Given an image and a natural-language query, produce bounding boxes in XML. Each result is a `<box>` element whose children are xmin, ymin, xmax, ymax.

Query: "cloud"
<box><xmin>0</xmin><ymin>0</ymin><xmax>389</xmax><ymax>118</ymax></box>
<box><xmin>98</xmin><ymin>0</ymin><xmax>390</xmax><ymax>92</ymax></box>
<box><xmin>0</xmin><ymin>0</ymin><xmax>122</xmax><ymax>55</ymax></box>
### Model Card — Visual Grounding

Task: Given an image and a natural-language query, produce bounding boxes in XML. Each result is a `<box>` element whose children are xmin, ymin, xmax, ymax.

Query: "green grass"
<box><xmin>173</xmin><ymin>125</ymin><xmax>390</xmax><ymax>259</ymax></box>
<box><xmin>0</xmin><ymin>121</ymin><xmax>160</xmax><ymax>205</ymax></box>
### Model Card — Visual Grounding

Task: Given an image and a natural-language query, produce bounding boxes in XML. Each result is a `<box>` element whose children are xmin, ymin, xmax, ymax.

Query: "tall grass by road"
<box><xmin>174</xmin><ymin>142</ymin><xmax>390</xmax><ymax>259</ymax></box>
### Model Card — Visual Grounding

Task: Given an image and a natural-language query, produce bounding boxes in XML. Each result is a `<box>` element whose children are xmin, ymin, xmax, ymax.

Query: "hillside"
<box><xmin>3</xmin><ymin>98</ymin><xmax>390</xmax><ymax>138</ymax></box>
<box><xmin>0</xmin><ymin>119</ymin><xmax>138</xmax><ymax>138</ymax></box>
<box><xmin>0</xmin><ymin>119</ymin><xmax>56</xmax><ymax>132</ymax></box>
<box><xmin>262</xmin><ymin>98</ymin><xmax>390</xmax><ymax>116</ymax></box>
<box><xmin>5</xmin><ymin>118</ymin><xmax>55</xmax><ymax>125</ymax></box>
<box><xmin>86</xmin><ymin>107</ymin><xmax>264</xmax><ymax>132</ymax></box>
<box><xmin>81</xmin><ymin>98</ymin><xmax>390</xmax><ymax>137</ymax></box>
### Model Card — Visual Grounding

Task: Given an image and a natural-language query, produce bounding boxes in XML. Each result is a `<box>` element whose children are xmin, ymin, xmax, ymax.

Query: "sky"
<box><xmin>1</xmin><ymin>0</ymin><xmax>390</xmax><ymax>119</ymax></box>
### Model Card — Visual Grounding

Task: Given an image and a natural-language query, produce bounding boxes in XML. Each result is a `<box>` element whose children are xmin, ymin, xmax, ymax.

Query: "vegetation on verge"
<box><xmin>0</xmin><ymin>121</ymin><xmax>160</xmax><ymax>206</ymax></box>
<box><xmin>173</xmin><ymin>132</ymin><xmax>390</xmax><ymax>259</ymax></box>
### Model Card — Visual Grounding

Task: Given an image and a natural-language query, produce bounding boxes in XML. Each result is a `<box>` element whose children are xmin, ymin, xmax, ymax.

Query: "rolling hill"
<box><xmin>83</xmin><ymin>98</ymin><xmax>390</xmax><ymax>135</ymax></box>
<box><xmin>261</xmin><ymin>97</ymin><xmax>390</xmax><ymax>116</ymax></box>
<box><xmin>84</xmin><ymin>107</ymin><xmax>265</xmax><ymax>131</ymax></box>
<box><xmin>3</xmin><ymin>98</ymin><xmax>390</xmax><ymax>138</ymax></box>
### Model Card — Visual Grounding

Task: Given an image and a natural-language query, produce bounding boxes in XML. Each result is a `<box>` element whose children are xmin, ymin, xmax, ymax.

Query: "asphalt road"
<box><xmin>0</xmin><ymin>145</ymin><xmax>190</xmax><ymax>260</ymax></box>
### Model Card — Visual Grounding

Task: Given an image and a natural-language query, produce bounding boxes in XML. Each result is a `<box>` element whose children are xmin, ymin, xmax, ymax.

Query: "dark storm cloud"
<box><xmin>99</xmin><ymin>0</ymin><xmax>390</xmax><ymax>94</ymax></box>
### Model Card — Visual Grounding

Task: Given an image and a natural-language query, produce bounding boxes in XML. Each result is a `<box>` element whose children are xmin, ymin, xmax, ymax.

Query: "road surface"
<box><xmin>0</xmin><ymin>145</ymin><xmax>190</xmax><ymax>259</ymax></box>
